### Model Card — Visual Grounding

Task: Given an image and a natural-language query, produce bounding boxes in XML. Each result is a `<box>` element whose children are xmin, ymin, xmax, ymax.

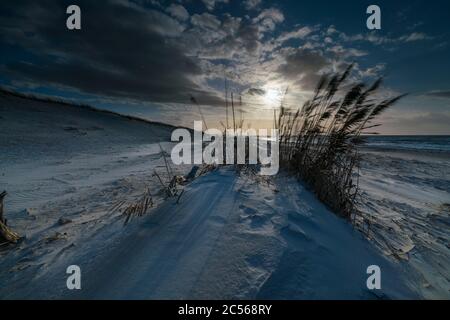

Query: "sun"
<box><xmin>263</xmin><ymin>88</ymin><xmax>281</xmax><ymax>106</ymax></box>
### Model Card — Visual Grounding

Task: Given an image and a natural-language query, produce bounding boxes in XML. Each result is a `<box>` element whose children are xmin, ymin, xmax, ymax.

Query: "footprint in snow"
<box><xmin>239</xmin><ymin>204</ymin><xmax>274</xmax><ymax>233</ymax></box>
<box><xmin>238</xmin><ymin>188</ymin><xmax>254</xmax><ymax>196</ymax></box>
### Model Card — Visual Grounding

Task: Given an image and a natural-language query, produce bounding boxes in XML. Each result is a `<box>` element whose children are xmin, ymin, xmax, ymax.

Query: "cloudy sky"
<box><xmin>1</xmin><ymin>0</ymin><xmax>449</xmax><ymax>134</ymax></box>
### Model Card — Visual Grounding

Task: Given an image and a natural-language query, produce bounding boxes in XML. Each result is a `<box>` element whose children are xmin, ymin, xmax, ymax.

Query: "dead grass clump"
<box><xmin>123</xmin><ymin>189</ymin><xmax>154</xmax><ymax>225</ymax></box>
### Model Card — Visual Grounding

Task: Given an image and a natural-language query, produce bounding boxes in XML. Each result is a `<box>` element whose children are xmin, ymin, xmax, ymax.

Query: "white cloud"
<box><xmin>243</xmin><ymin>0</ymin><xmax>262</xmax><ymax>10</ymax></box>
<box><xmin>340</xmin><ymin>31</ymin><xmax>433</xmax><ymax>45</ymax></box>
<box><xmin>359</xmin><ymin>63</ymin><xmax>386</xmax><ymax>78</ymax></box>
<box><xmin>201</xmin><ymin>0</ymin><xmax>229</xmax><ymax>11</ymax></box>
<box><xmin>254</xmin><ymin>8</ymin><xmax>284</xmax><ymax>24</ymax></box>
<box><xmin>253</xmin><ymin>8</ymin><xmax>284</xmax><ymax>32</ymax></box>
<box><xmin>399</xmin><ymin>32</ymin><xmax>432</xmax><ymax>42</ymax></box>
<box><xmin>191</xmin><ymin>13</ymin><xmax>221</xmax><ymax>30</ymax></box>
<box><xmin>326</xmin><ymin>25</ymin><xmax>338</xmax><ymax>35</ymax></box>
<box><xmin>166</xmin><ymin>4</ymin><xmax>189</xmax><ymax>22</ymax></box>
<box><xmin>277</xmin><ymin>26</ymin><xmax>313</xmax><ymax>42</ymax></box>
<box><xmin>327</xmin><ymin>45</ymin><xmax>368</xmax><ymax>58</ymax></box>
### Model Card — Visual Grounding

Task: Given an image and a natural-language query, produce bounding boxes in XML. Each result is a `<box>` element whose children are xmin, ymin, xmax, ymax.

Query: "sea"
<box><xmin>362</xmin><ymin>135</ymin><xmax>450</xmax><ymax>153</ymax></box>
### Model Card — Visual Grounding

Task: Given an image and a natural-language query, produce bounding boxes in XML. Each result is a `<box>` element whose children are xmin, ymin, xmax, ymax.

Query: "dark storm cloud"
<box><xmin>0</xmin><ymin>0</ymin><xmax>223</xmax><ymax>105</ymax></box>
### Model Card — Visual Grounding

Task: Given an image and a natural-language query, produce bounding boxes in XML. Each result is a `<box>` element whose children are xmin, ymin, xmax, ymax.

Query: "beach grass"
<box><xmin>277</xmin><ymin>64</ymin><xmax>405</xmax><ymax>222</ymax></box>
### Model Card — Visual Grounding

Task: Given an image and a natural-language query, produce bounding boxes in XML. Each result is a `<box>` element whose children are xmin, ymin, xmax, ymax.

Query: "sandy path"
<box><xmin>70</xmin><ymin>169</ymin><xmax>239</xmax><ymax>299</ymax></box>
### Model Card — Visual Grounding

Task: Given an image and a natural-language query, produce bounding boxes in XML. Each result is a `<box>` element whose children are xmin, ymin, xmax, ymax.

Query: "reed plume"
<box><xmin>278</xmin><ymin>64</ymin><xmax>405</xmax><ymax>222</ymax></box>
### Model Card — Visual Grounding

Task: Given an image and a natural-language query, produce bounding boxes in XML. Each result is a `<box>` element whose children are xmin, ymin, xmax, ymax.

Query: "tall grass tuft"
<box><xmin>278</xmin><ymin>64</ymin><xmax>405</xmax><ymax>222</ymax></box>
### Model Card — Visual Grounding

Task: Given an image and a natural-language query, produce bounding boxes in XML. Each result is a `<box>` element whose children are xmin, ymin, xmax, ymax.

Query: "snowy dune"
<box><xmin>0</xmin><ymin>90</ymin><xmax>177</xmax><ymax>213</ymax></box>
<box><xmin>0</xmin><ymin>90</ymin><xmax>190</xmax><ymax>297</ymax></box>
<box><xmin>0</xmin><ymin>91</ymin><xmax>425</xmax><ymax>299</ymax></box>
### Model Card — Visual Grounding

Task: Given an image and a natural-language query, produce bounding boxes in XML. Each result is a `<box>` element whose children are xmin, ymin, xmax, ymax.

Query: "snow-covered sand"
<box><xmin>0</xmin><ymin>91</ymin><xmax>430</xmax><ymax>299</ymax></box>
<box><xmin>0</xmin><ymin>91</ymin><xmax>189</xmax><ymax>297</ymax></box>
<box><xmin>359</xmin><ymin>148</ymin><xmax>450</xmax><ymax>299</ymax></box>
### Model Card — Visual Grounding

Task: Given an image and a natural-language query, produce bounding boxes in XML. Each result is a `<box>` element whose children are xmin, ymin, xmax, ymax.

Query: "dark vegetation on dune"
<box><xmin>277</xmin><ymin>64</ymin><xmax>405</xmax><ymax>228</ymax></box>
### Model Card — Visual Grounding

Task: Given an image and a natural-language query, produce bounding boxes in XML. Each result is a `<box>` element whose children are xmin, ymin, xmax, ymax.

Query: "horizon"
<box><xmin>0</xmin><ymin>86</ymin><xmax>450</xmax><ymax>137</ymax></box>
<box><xmin>2</xmin><ymin>84</ymin><xmax>450</xmax><ymax>137</ymax></box>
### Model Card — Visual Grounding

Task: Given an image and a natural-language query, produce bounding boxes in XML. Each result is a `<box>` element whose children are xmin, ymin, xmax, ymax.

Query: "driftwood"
<box><xmin>0</xmin><ymin>191</ymin><xmax>21</xmax><ymax>244</ymax></box>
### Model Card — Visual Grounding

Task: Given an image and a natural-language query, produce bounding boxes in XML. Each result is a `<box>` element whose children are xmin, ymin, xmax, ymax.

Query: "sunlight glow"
<box><xmin>263</xmin><ymin>88</ymin><xmax>281</xmax><ymax>107</ymax></box>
